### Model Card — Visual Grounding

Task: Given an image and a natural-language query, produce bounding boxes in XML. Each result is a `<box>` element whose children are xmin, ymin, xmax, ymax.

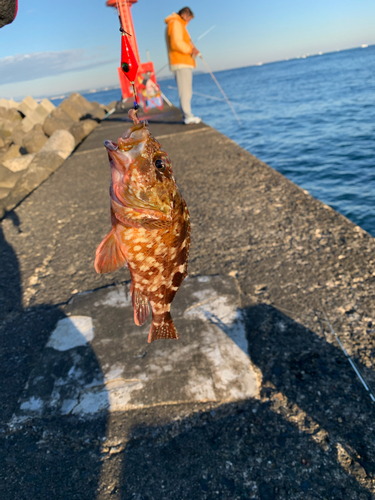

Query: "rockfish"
<box><xmin>95</xmin><ymin>117</ymin><xmax>190</xmax><ymax>343</ymax></box>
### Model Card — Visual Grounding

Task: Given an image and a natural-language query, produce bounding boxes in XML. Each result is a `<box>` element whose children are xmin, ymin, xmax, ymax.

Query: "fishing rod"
<box><xmin>157</xmin><ymin>22</ymin><xmax>241</xmax><ymax>125</ymax></box>
<box><xmin>155</xmin><ymin>24</ymin><xmax>216</xmax><ymax>77</ymax></box>
<box><xmin>198</xmin><ymin>53</ymin><xmax>242</xmax><ymax>126</ymax></box>
<box><xmin>160</xmin><ymin>91</ymin><xmax>173</xmax><ymax>107</ymax></box>
<box><xmin>196</xmin><ymin>24</ymin><xmax>216</xmax><ymax>41</ymax></box>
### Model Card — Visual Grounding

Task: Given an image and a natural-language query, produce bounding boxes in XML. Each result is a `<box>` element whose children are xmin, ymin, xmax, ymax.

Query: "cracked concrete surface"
<box><xmin>10</xmin><ymin>276</ymin><xmax>259</xmax><ymax>424</ymax></box>
<box><xmin>1</xmin><ymin>109</ymin><xmax>375</xmax><ymax>499</ymax></box>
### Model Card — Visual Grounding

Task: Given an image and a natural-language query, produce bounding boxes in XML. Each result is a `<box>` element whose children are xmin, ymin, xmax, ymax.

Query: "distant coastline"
<box><xmin>7</xmin><ymin>43</ymin><xmax>374</xmax><ymax>103</ymax></box>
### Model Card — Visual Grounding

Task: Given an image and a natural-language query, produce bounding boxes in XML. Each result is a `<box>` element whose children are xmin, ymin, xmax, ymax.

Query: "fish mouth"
<box><xmin>104</xmin><ymin>140</ymin><xmax>119</xmax><ymax>152</ymax></box>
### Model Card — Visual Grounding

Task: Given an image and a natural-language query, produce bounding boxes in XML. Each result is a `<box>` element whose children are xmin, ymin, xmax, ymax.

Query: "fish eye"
<box><xmin>154</xmin><ymin>158</ymin><xmax>166</xmax><ymax>172</ymax></box>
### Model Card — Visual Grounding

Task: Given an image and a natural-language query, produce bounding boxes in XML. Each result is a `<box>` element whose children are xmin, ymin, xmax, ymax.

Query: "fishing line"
<box><xmin>116</xmin><ymin>0</ymin><xmax>131</xmax><ymax>36</ymax></box>
<box><xmin>116</xmin><ymin>0</ymin><xmax>139</xmax><ymax>111</ymax></box>
<box><xmin>198</xmin><ymin>53</ymin><xmax>242</xmax><ymax>126</ymax></box>
<box><xmin>154</xmin><ymin>63</ymin><xmax>169</xmax><ymax>77</ymax></box>
<box><xmin>322</xmin><ymin>310</ymin><xmax>375</xmax><ymax>403</ymax></box>
<box><xmin>270</xmin><ymin>295</ymin><xmax>375</xmax><ymax>405</ymax></box>
<box><xmin>196</xmin><ymin>25</ymin><xmax>216</xmax><ymax>41</ymax></box>
<box><xmin>156</xmin><ymin>22</ymin><xmax>242</xmax><ymax>125</ymax></box>
<box><xmin>167</xmin><ymin>85</ymin><xmax>226</xmax><ymax>102</ymax></box>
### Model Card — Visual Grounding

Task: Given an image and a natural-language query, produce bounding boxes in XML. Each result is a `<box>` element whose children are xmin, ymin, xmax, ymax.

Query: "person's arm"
<box><xmin>0</xmin><ymin>0</ymin><xmax>18</xmax><ymax>28</ymax></box>
<box><xmin>169</xmin><ymin>21</ymin><xmax>193</xmax><ymax>55</ymax></box>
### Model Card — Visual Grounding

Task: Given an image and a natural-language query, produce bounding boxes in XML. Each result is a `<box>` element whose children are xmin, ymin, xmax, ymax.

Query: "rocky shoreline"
<box><xmin>0</xmin><ymin>93</ymin><xmax>116</xmax><ymax>219</ymax></box>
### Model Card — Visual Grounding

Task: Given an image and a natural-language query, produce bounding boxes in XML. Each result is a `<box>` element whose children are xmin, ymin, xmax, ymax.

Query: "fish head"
<box><xmin>104</xmin><ymin>122</ymin><xmax>177</xmax><ymax>217</ymax></box>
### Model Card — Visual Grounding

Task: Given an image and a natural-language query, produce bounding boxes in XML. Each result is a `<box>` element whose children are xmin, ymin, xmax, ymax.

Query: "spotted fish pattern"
<box><xmin>95</xmin><ymin>121</ymin><xmax>190</xmax><ymax>343</ymax></box>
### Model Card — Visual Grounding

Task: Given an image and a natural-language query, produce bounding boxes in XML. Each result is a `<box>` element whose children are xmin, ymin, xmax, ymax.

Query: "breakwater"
<box><xmin>1</xmin><ymin>105</ymin><xmax>374</xmax><ymax>499</ymax></box>
<box><xmin>161</xmin><ymin>45</ymin><xmax>375</xmax><ymax>237</ymax></box>
<box><xmin>0</xmin><ymin>93</ymin><xmax>116</xmax><ymax>218</ymax></box>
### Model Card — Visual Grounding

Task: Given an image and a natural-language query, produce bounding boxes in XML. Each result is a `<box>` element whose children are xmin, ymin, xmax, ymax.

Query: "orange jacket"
<box><xmin>165</xmin><ymin>13</ymin><xmax>196</xmax><ymax>68</ymax></box>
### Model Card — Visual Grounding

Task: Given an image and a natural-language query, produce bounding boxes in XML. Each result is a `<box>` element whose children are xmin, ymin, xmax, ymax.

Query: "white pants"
<box><xmin>173</xmin><ymin>67</ymin><xmax>193</xmax><ymax>120</ymax></box>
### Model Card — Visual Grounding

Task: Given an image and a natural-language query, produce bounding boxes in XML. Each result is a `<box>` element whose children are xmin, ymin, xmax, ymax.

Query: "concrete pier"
<box><xmin>1</xmin><ymin>105</ymin><xmax>375</xmax><ymax>499</ymax></box>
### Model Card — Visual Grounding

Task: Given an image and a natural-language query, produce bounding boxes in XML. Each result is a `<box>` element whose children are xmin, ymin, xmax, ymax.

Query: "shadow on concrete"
<box><xmin>0</xmin><ymin>212</ymin><xmax>22</xmax><ymax>320</ymax></box>
<box><xmin>244</xmin><ymin>304</ymin><xmax>375</xmax><ymax>472</ymax></box>
<box><xmin>115</xmin><ymin>304</ymin><xmax>374</xmax><ymax>500</ymax></box>
<box><xmin>1</xmin><ymin>217</ymin><xmax>374</xmax><ymax>499</ymax></box>
<box><xmin>0</xmin><ymin>217</ymin><xmax>107</xmax><ymax>500</ymax></box>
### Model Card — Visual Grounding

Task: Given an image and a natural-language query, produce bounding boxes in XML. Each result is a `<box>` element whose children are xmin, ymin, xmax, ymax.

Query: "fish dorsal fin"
<box><xmin>131</xmin><ymin>286</ymin><xmax>150</xmax><ymax>326</ymax></box>
<box><xmin>148</xmin><ymin>312</ymin><xmax>179</xmax><ymax>343</ymax></box>
<box><xmin>94</xmin><ymin>229</ymin><xmax>127</xmax><ymax>273</ymax></box>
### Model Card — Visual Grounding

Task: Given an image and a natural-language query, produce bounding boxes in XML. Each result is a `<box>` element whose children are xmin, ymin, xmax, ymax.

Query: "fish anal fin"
<box><xmin>132</xmin><ymin>287</ymin><xmax>150</xmax><ymax>326</ymax></box>
<box><xmin>95</xmin><ymin>228</ymin><xmax>126</xmax><ymax>274</ymax></box>
<box><xmin>148</xmin><ymin>312</ymin><xmax>179</xmax><ymax>343</ymax></box>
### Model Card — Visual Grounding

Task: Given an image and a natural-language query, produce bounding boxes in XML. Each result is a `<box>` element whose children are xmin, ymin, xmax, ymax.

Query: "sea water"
<box><xmin>54</xmin><ymin>45</ymin><xmax>375</xmax><ymax>236</ymax></box>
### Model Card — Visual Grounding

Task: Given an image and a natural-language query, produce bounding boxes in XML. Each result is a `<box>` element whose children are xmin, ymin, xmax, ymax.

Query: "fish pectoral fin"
<box><xmin>115</xmin><ymin>212</ymin><xmax>143</xmax><ymax>229</ymax></box>
<box><xmin>139</xmin><ymin>218</ymin><xmax>171</xmax><ymax>229</ymax></box>
<box><xmin>148</xmin><ymin>312</ymin><xmax>179</xmax><ymax>343</ymax></box>
<box><xmin>113</xmin><ymin>200</ymin><xmax>171</xmax><ymax>230</ymax></box>
<box><xmin>115</xmin><ymin>212</ymin><xmax>171</xmax><ymax>230</ymax></box>
<box><xmin>132</xmin><ymin>287</ymin><xmax>150</xmax><ymax>326</ymax></box>
<box><xmin>95</xmin><ymin>228</ymin><xmax>127</xmax><ymax>273</ymax></box>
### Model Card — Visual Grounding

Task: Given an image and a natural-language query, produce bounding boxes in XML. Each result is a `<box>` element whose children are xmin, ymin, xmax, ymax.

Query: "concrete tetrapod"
<box><xmin>39</xmin><ymin>129</ymin><xmax>75</xmax><ymax>160</ymax></box>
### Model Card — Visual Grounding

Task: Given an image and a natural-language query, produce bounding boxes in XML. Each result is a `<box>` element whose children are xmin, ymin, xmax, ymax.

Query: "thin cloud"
<box><xmin>0</xmin><ymin>48</ymin><xmax>117</xmax><ymax>85</ymax></box>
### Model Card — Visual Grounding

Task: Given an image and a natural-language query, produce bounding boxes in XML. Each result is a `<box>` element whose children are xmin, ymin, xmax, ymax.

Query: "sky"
<box><xmin>0</xmin><ymin>0</ymin><xmax>375</xmax><ymax>100</ymax></box>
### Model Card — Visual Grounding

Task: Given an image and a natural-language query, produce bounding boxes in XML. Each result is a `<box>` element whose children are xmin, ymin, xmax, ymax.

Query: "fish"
<box><xmin>95</xmin><ymin>112</ymin><xmax>190</xmax><ymax>343</ymax></box>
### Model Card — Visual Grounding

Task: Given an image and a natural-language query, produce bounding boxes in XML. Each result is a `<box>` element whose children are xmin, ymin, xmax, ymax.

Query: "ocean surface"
<box><xmin>53</xmin><ymin>45</ymin><xmax>375</xmax><ymax>236</ymax></box>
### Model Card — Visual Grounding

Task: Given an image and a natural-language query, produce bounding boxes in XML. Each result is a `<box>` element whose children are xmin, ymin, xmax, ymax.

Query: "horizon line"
<box><xmin>2</xmin><ymin>42</ymin><xmax>373</xmax><ymax>102</ymax></box>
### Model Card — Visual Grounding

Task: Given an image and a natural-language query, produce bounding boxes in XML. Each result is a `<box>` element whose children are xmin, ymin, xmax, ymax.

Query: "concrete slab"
<box><xmin>74</xmin><ymin>112</ymin><xmax>209</xmax><ymax>154</ymax></box>
<box><xmin>10</xmin><ymin>275</ymin><xmax>259</xmax><ymax>424</ymax></box>
<box><xmin>2</xmin><ymin>106</ymin><xmax>375</xmax><ymax>497</ymax></box>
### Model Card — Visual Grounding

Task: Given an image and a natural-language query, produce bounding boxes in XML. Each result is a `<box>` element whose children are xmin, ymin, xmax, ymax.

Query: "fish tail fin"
<box><xmin>148</xmin><ymin>312</ymin><xmax>179</xmax><ymax>343</ymax></box>
<box><xmin>95</xmin><ymin>228</ymin><xmax>126</xmax><ymax>274</ymax></box>
<box><xmin>131</xmin><ymin>286</ymin><xmax>150</xmax><ymax>326</ymax></box>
